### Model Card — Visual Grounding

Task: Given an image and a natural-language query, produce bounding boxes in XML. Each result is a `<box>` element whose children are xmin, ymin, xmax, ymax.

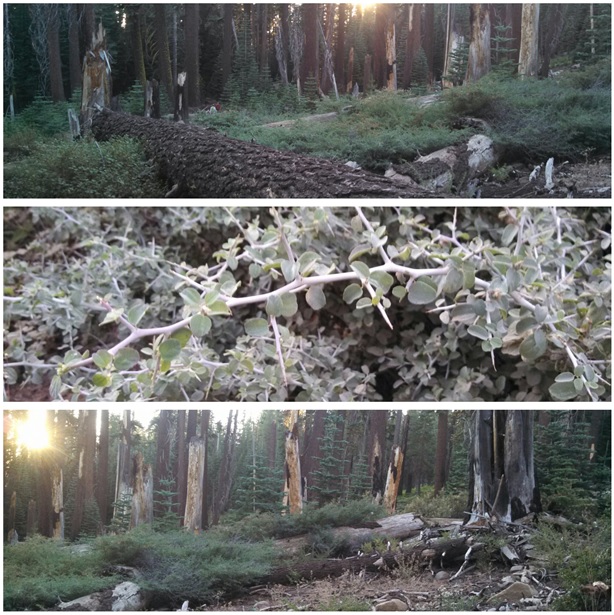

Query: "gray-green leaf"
<box><xmin>306</xmin><ymin>285</ymin><xmax>326</xmax><ymax>310</ymax></box>
<box><xmin>245</xmin><ymin>318</ymin><xmax>270</xmax><ymax>337</ymax></box>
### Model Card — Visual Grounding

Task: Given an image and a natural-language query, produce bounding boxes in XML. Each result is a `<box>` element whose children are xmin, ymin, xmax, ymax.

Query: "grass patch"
<box><xmin>3</xmin><ymin>535</ymin><xmax>114</xmax><ymax>611</ymax></box>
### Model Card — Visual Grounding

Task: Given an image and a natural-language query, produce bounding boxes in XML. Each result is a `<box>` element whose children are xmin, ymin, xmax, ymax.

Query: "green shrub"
<box><xmin>444</xmin><ymin>73</ymin><xmax>611</xmax><ymax>161</ymax></box>
<box><xmin>4</xmin><ymin>136</ymin><xmax>166</xmax><ymax>198</ymax></box>
<box><xmin>533</xmin><ymin>519</ymin><xmax>611</xmax><ymax>610</ymax></box>
<box><xmin>5</xmin><ymin>96</ymin><xmax>79</xmax><ymax>138</ymax></box>
<box><xmin>97</xmin><ymin>527</ymin><xmax>278</xmax><ymax>608</ymax></box>
<box><xmin>221</xmin><ymin>499</ymin><xmax>382</xmax><ymax>542</ymax></box>
<box><xmin>3</xmin><ymin>535</ymin><xmax>113</xmax><ymax>610</ymax></box>
<box><xmin>398</xmin><ymin>488</ymin><xmax>467</xmax><ymax>518</ymax></box>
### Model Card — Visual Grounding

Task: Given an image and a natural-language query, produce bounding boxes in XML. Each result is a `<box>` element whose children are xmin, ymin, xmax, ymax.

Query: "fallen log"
<box><xmin>90</xmin><ymin>109</ymin><xmax>431</xmax><ymax>198</ymax></box>
<box><xmin>259</xmin><ymin>536</ymin><xmax>480</xmax><ymax>586</ymax></box>
<box><xmin>275</xmin><ymin>512</ymin><xmax>425</xmax><ymax>556</ymax></box>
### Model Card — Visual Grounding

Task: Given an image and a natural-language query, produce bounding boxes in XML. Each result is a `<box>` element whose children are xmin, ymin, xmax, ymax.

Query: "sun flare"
<box><xmin>15</xmin><ymin>411</ymin><xmax>50</xmax><ymax>450</ymax></box>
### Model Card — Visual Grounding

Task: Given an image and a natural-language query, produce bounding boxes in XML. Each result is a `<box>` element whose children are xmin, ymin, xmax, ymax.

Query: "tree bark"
<box><xmin>154</xmin><ymin>5</ymin><xmax>174</xmax><ymax>102</ymax></box>
<box><xmin>538</xmin><ymin>6</ymin><xmax>566</xmax><ymax>78</ymax></box>
<box><xmin>90</xmin><ymin>109</ymin><xmax>429</xmax><ymax>198</ymax></box>
<box><xmin>80</xmin><ymin>23</ymin><xmax>112</xmax><ymax>134</ymax></box>
<box><xmin>465</xmin><ymin>4</ymin><xmax>491</xmax><ymax>83</ymax></box>
<box><xmin>130</xmin><ymin>452</ymin><xmax>154</xmax><ymax>528</ymax></box>
<box><xmin>335</xmin><ymin>4</ymin><xmax>346</xmax><ymax>91</ymax></box>
<box><xmin>283</xmin><ymin>417</ymin><xmax>303</xmax><ymax>514</ymax></box>
<box><xmin>200</xmin><ymin>410</ymin><xmax>211</xmax><ymax>529</ymax></box>
<box><xmin>46</xmin><ymin>5</ymin><xmax>65</xmax><ymax>102</ymax></box>
<box><xmin>184</xmin><ymin>437</ymin><xmax>205</xmax><ymax>532</ymax></box>
<box><xmin>367</xmin><ymin>411</ymin><xmax>388</xmax><ymax>503</ymax></box>
<box><xmin>176</xmin><ymin>410</ymin><xmax>187</xmax><ymax>524</ymax></box>
<box><xmin>155</xmin><ymin>410</ymin><xmax>172</xmax><ymax>516</ymax></box>
<box><xmin>184</xmin><ymin>4</ymin><xmax>200</xmax><ymax>107</ymax></box>
<box><xmin>71</xmin><ymin>410</ymin><xmax>97</xmax><ymax>539</ymax></box>
<box><xmin>518</xmin><ymin>4</ymin><xmax>540</xmax><ymax>77</ymax></box>
<box><xmin>433</xmin><ymin>411</ymin><xmax>449</xmax><ymax>496</ymax></box>
<box><xmin>96</xmin><ymin>410</ymin><xmax>109</xmax><ymax>525</ymax></box>
<box><xmin>301</xmin><ymin>3</ymin><xmax>319</xmax><ymax>94</ymax></box>
<box><xmin>300</xmin><ymin>410</ymin><xmax>326</xmax><ymax>501</ymax></box>
<box><xmin>269</xmin><ymin>532</ymin><xmax>471</xmax><ymax>587</ymax></box>
<box><xmin>468</xmin><ymin>410</ymin><xmax>541</xmax><ymax>524</ymax></box>
<box><xmin>67</xmin><ymin>4</ymin><xmax>82</xmax><ymax>97</ymax></box>
<box><xmin>423</xmin><ymin>4</ymin><xmax>435</xmax><ymax>84</ymax></box>
<box><xmin>402</xmin><ymin>4</ymin><xmax>422</xmax><ymax>89</ymax></box>
<box><xmin>128</xmin><ymin>7</ymin><xmax>147</xmax><ymax>89</ymax></box>
<box><xmin>114</xmin><ymin>410</ymin><xmax>132</xmax><ymax>520</ymax></box>
<box><xmin>383</xmin><ymin>446</ymin><xmax>404</xmax><ymax>514</ymax></box>
<box><xmin>222</xmin><ymin>4</ymin><xmax>235</xmax><ymax>92</ymax></box>
<box><xmin>51</xmin><ymin>465</ymin><xmax>64</xmax><ymax>540</ymax></box>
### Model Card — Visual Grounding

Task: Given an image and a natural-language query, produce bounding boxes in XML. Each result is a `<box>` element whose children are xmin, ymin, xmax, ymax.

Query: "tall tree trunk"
<box><xmin>508</xmin><ymin>3</ymin><xmax>523</xmax><ymax>66</ymax></box>
<box><xmin>46</xmin><ymin>4</ymin><xmax>65</xmax><ymax>102</ymax></box>
<box><xmin>385</xmin><ymin>10</ymin><xmax>397</xmax><ymax>90</ymax></box>
<box><xmin>184</xmin><ymin>4</ymin><xmax>200</xmax><ymax>107</ymax></box>
<box><xmin>403</xmin><ymin>4</ymin><xmax>422</xmax><ymax>88</ymax></box>
<box><xmin>320</xmin><ymin>4</ymin><xmax>335</xmax><ymax>94</ymax></box>
<box><xmin>176</xmin><ymin>410</ymin><xmax>187</xmax><ymax>524</ymax></box>
<box><xmin>268</xmin><ymin>417</ymin><xmax>278</xmax><ymax>470</ymax></box>
<box><xmin>184</xmin><ymin>437</ymin><xmax>205</xmax><ymax>532</ymax></box>
<box><xmin>283</xmin><ymin>415</ymin><xmax>303</xmax><ymax>514</ymax></box>
<box><xmin>80</xmin><ymin>23</ymin><xmax>112</xmax><ymax>134</ymax></box>
<box><xmin>367</xmin><ymin>410</ymin><xmax>388</xmax><ymax>503</ymax></box>
<box><xmin>442</xmin><ymin>4</ymin><xmax>466</xmax><ymax>87</ymax></box>
<box><xmin>66</xmin><ymin>4</ymin><xmax>82</xmax><ymax>97</ymax></box>
<box><xmin>467</xmin><ymin>410</ymin><xmax>541</xmax><ymax>524</ymax></box>
<box><xmin>211</xmin><ymin>411</ymin><xmax>235</xmax><ymax>525</ymax></box>
<box><xmin>259</xmin><ymin>4</ymin><xmax>269</xmax><ymax>72</ymax></box>
<box><xmin>128</xmin><ymin>7</ymin><xmax>147</xmax><ymax>89</ymax></box>
<box><xmin>130</xmin><ymin>452</ymin><xmax>153</xmax><ymax>528</ymax></box>
<box><xmin>96</xmin><ymin>410</ymin><xmax>109</xmax><ymax>525</ymax></box>
<box><xmin>222</xmin><ymin>4</ymin><xmax>234</xmax><ymax>92</ymax></box>
<box><xmin>200</xmin><ymin>410</ymin><xmax>211</xmax><ymax>529</ymax></box>
<box><xmin>82</xmin><ymin>4</ymin><xmax>96</xmax><ymax>49</ymax></box>
<box><xmin>465</xmin><ymin>4</ymin><xmax>491</xmax><ymax>83</ymax></box>
<box><xmin>155</xmin><ymin>410</ymin><xmax>172</xmax><ymax>516</ymax></box>
<box><xmin>518</xmin><ymin>4</ymin><xmax>540</xmax><ymax>77</ymax></box>
<box><xmin>300</xmin><ymin>410</ymin><xmax>326</xmax><ymax>501</ymax></box>
<box><xmin>433</xmin><ymin>411</ymin><xmax>449</xmax><ymax>496</ymax></box>
<box><xmin>335</xmin><ymin>4</ymin><xmax>346</xmax><ymax>91</ymax></box>
<box><xmin>114</xmin><ymin>410</ymin><xmax>132</xmax><ymax>520</ymax></box>
<box><xmin>91</xmin><ymin>109</ymin><xmax>428</xmax><ymax>198</ymax></box>
<box><xmin>538</xmin><ymin>6</ymin><xmax>566</xmax><ymax>78</ymax></box>
<box><xmin>504</xmin><ymin>411</ymin><xmax>540</xmax><ymax>520</ymax></box>
<box><xmin>423</xmin><ymin>3</ymin><xmax>435</xmax><ymax>84</ymax></box>
<box><xmin>154</xmin><ymin>5</ymin><xmax>174</xmax><ymax>102</ymax></box>
<box><xmin>383</xmin><ymin>445</ymin><xmax>404</xmax><ymax>514</ymax></box>
<box><xmin>71</xmin><ymin>410</ymin><xmax>97</xmax><ymax>539</ymax></box>
<box><xmin>301</xmin><ymin>3</ymin><xmax>319</xmax><ymax>94</ymax></box>
<box><xmin>373</xmin><ymin>3</ymin><xmax>389</xmax><ymax>88</ymax></box>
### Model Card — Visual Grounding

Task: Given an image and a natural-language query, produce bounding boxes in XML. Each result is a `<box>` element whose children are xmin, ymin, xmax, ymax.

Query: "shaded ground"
<box><xmin>478</xmin><ymin>156</ymin><xmax>611</xmax><ymax>198</ymax></box>
<box><xmin>202</xmin><ymin>564</ymin><xmax>563</xmax><ymax>612</ymax></box>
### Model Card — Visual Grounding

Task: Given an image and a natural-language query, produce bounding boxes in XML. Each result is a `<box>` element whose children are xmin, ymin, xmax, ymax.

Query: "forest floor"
<box><xmin>204</xmin><ymin>564</ymin><xmax>561</xmax><ymax>612</ymax></box>
<box><xmin>477</xmin><ymin>155</ymin><xmax>611</xmax><ymax>199</ymax></box>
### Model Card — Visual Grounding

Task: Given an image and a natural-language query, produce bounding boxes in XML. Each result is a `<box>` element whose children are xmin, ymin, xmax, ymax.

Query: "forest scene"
<box><xmin>3</xmin><ymin>3</ymin><xmax>611</xmax><ymax>198</ymax></box>
<box><xmin>3</xmin><ymin>409</ymin><xmax>611</xmax><ymax>611</ymax></box>
<box><xmin>4</xmin><ymin>206</ymin><xmax>611</xmax><ymax>403</ymax></box>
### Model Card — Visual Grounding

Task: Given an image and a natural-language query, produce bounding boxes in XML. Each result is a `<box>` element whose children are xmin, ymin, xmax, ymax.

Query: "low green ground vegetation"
<box><xmin>3</xmin><ymin>61</ymin><xmax>610</xmax><ymax>198</ymax></box>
